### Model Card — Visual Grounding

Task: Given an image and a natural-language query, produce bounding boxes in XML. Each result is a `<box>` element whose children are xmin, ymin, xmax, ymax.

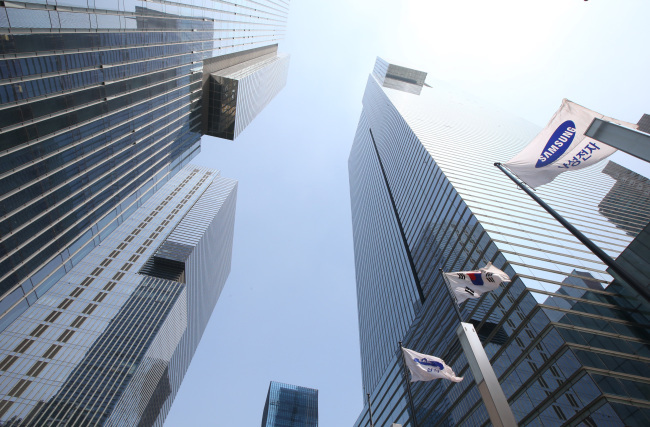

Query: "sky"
<box><xmin>164</xmin><ymin>1</ymin><xmax>650</xmax><ymax>426</ymax></box>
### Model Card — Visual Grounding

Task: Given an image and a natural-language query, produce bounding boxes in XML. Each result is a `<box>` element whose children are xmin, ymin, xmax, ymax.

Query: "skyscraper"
<box><xmin>261</xmin><ymin>381</ymin><xmax>318</xmax><ymax>427</ymax></box>
<box><xmin>598</xmin><ymin>161</ymin><xmax>650</xmax><ymax>236</ymax></box>
<box><xmin>0</xmin><ymin>164</ymin><xmax>237</xmax><ymax>425</ymax></box>
<box><xmin>0</xmin><ymin>0</ymin><xmax>289</xmax><ymax>333</ymax></box>
<box><xmin>349</xmin><ymin>58</ymin><xmax>650</xmax><ymax>426</ymax></box>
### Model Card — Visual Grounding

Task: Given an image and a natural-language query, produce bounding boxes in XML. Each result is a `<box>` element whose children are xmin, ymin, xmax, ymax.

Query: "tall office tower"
<box><xmin>349</xmin><ymin>58</ymin><xmax>650</xmax><ymax>426</ymax></box>
<box><xmin>0</xmin><ymin>165</ymin><xmax>237</xmax><ymax>425</ymax></box>
<box><xmin>0</xmin><ymin>0</ymin><xmax>289</xmax><ymax>334</ymax></box>
<box><xmin>261</xmin><ymin>381</ymin><xmax>319</xmax><ymax>427</ymax></box>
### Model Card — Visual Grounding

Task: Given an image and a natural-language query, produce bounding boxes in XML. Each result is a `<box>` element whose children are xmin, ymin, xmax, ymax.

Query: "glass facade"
<box><xmin>598</xmin><ymin>161</ymin><xmax>650</xmax><ymax>236</ymax></box>
<box><xmin>261</xmin><ymin>381</ymin><xmax>318</xmax><ymax>427</ymax></box>
<box><xmin>614</xmin><ymin>221</ymin><xmax>650</xmax><ymax>294</ymax></box>
<box><xmin>0</xmin><ymin>0</ymin><xmax>289</xmax><ymax>333</ymax></box>
<box><xmin>0</xmin><ymin>164</ymin><xmax>237</xmax><ymax>425</ymax></box>
<box><xmin>349</xmin><ymin>58</ymin><xmax>650</xmax><ymax>426</ymax></box>
<box><xmin>205</xmin><ymin>45</ymin><xmax>290</xmax><ymax>140</ymax></box>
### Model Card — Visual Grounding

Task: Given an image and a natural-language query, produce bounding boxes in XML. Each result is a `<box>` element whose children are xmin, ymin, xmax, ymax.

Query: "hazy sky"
<box><xmin>164</xmin><ymin>1</ymin><xmax>650</xmax><ymax>426</ymax></box>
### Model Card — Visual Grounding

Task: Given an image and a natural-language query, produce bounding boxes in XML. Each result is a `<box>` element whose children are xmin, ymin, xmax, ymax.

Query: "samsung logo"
<box><xmin>535</xmin><ymin>120</ymin><xmax>577</xmax><ymax>168</ymax></box>
<box><xmin>414</xmin><ymin>358</ymin><xmax>444</xmax><ymax>371</ymax></box>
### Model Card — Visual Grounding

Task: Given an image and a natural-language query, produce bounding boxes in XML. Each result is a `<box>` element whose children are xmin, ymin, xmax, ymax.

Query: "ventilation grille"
<box><xmin>139</xmin><ymin>257</ymin><xmax>185</xmax><ymax>284</ymax></box>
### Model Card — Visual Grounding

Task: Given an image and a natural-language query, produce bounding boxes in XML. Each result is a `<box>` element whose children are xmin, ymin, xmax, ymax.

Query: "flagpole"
<box><xmin>439</xmin><ymin>268</ymin><xmax>463</xmax><ymax>323</ymax></box>
<box><xmin>440</xmin><ymin>268</ymin><xmax>518</xmax><ymax>426</ymax></box>
<box><xmin>495</xmin><ymin>162</ymin><xmax>650</xmax><ymax>304</ymax></box>
<box><xmin>398</xmin><ymin>341</ymin><xmax>420</xmax><ymax>427</ymax></box>
<box><xmin>366</xmin><ymin>393</ymin><xmax>375</xmax><ymax>427</ymax></box>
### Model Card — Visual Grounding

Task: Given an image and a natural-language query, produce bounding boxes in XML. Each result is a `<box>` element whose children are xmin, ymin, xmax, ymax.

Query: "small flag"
<box><xmin>444</xmin><ymin>263</ymin><xmax>510</xmax><ymax>303</ymax></box>
<box><xmin>402</xmin><ymin>347</ymin><xmax>463</xmax><ymax>383</ymax></box>
<box><xmin>505</xmin><ymin>99</ymin><xmax>638</xmax><ymax>188</ymax></box>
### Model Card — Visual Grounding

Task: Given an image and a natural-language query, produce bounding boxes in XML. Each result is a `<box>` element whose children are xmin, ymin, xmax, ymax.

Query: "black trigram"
<box><xmin>486</xmin><ymin>272</ymin><xmax>495</xmax><ymax>283</ymax></box>
<box><xmin>464</xmin><ymin>287</ymin><xmax>475</xmax><ymax>295</ymax></box>
<box><xmin>457</xmin><ymin>273</ymin><xmax>466</xmax><ymax>280</ymax></box>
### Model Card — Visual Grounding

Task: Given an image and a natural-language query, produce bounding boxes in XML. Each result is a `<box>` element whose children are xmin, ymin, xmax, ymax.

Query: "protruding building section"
<box><xmin>261</xmin><ymin>381</ymin><xmax>318</xmax><ymax>427</ymax></box>
<box><xmin>203</xmin><ymin>44</ymin><xmax>290</xmax><ymax>140</ymax></box>
<box><xmin>372</xmin><ymin>57</ymin><xmax>428</xmax><ymax>95</ymax></box>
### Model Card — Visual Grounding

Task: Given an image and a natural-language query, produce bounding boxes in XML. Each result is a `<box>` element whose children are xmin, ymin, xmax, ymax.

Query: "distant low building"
<box><xmin>261</xmin><ymin>381</ymin><xmax>318</xmax><ymax>427</ymax></box>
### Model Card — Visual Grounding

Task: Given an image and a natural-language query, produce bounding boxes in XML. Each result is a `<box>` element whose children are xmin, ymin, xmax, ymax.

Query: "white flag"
<box><xmin>402</xmin><ymin>347</ymin><xmax>463</xmax><ymax>383</ymax></box>
<box><xmin>505</xmin><ymin>99</ymin><xmax>638</xmax><ymax>188</ymax></box>
<box><xmin>444</xmin><ymin>262</ymin><xmax>510</xmax><ymax>303</ymax></box>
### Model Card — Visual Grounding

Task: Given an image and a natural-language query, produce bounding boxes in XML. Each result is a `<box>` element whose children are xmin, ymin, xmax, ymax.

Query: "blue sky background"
<box><xmin>165</xmin><ymin>1</ymin><xmax>650</xmax><ymax>425</ymax></box>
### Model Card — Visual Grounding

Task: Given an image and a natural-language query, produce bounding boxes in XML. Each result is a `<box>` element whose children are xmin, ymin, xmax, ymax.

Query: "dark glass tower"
<box><xmin>0</xmin><ymin>0</ymin><xmax>289</xmax><ymax>332</ymax></box>
<box><xmin>261</xmin><ymin>381</ymin><xmax>318</xmax><ymax>427</ymax></box>
<box><xmin>349</xmin><ymin>58</ymin><xmax>650</xmax><ymax>426</ymax></box>
<box><xmin>598</xmin><ymin>161</ymin><xmax>650</xmax><ymax>236</ymax></box>
<box><xmin>0</xmin><ymin>164</ymin><xmax>237</xmax><ymax>425</ymax></box>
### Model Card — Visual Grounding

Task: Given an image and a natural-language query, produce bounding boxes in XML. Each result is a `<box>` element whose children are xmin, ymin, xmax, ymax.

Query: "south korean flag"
<box><xmin>443</xmin><ymin>263</ymin><xmax>510</xmax><ymax>303</ymax></box>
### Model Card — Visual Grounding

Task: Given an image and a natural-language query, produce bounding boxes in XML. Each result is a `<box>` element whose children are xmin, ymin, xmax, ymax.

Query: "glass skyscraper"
<box><xmin>0</xmin><ymin>164</ymin><xmax>237</xmax><ymax>425</ymax></box>
<box><xmin>261</xmin><ymin>381</ymin><xmax>318</xmax><ymax>427</ymax></box>
<box><xmin>0</xmin><ymin>0</ymin><xmax>289</xmax><ymax>333</ymax></box>
<box><xmin>349</xmin><ymin>58</ymin><xmax>650</xmax><ymax>426</ymax></box>
<box><xmin>598</xmin><ymin>161</ymin><xmax>650</xmax><ymax>236</ymax></box>
<box><xmin>1</xmin><ymin>1</ymin><xmax>290</xmax><ymax>423</ymax></box>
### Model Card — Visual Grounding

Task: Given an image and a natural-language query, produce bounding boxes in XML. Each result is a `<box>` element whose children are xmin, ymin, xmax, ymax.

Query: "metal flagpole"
<box><xmin>440</xmin><ymin>268</ymin><xmax>517</xmax><ymax>427</ymax></box>
<box><xmin>494</xmin><ymin>162</ymin><xmax>650</xmax><ymax>304</ymax></box>
<box><xmin>398</xmin><ymin>341</ymin><xmax>420</xmax><ymax>427</ymax></box>
<box><xmin>366</xmin><ymin>393</ymin><xmax>375</xmax><ymax>427</ymax></box>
